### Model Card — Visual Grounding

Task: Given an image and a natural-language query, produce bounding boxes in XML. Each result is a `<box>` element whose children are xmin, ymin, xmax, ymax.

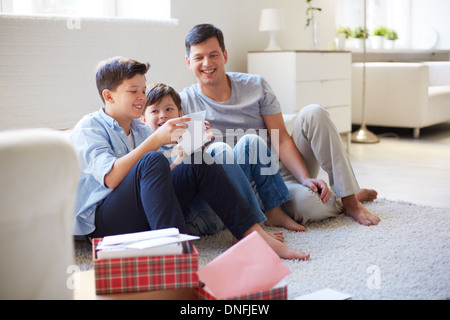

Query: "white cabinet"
<box><xmin>247</xmin><ymin>51</ymin><xmax>352</xmax><ymax>135</ymax></box>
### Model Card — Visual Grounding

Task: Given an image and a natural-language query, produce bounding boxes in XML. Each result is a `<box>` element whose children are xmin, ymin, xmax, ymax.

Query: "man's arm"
<box><xmin>262</xmin><ymin>113</ymin><xmax>330</xmax><ymax>203</ymax></box>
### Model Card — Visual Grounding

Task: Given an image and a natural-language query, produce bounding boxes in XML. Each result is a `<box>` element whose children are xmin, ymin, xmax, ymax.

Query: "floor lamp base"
<box><xmin>351</xmin><ymin>125</ymin><xmax>379</xmax><ymax>143</ymax></box>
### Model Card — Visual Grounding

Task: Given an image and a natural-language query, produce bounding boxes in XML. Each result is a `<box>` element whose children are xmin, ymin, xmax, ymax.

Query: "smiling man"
<box><xmin>185</xmin><ymin>35</ymin><xmax>230</xmax><ymax>101</ymax></box>
<box><xmin>180</xmin><ymin>24</ymin><xmax>380</xmax><ymax>228</ymax></box>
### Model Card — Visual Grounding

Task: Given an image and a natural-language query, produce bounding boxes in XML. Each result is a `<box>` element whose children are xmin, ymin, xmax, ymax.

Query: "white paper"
<box><xmin>97</xmin><ymin>243</ymin><xmax>183</xmax><ymax>259</ymax></box>
<box><xmin>124</xmin><ymin>234</ymin><xmax>199</xmax><ymax>250</ymax></box>
<box><xmin>294</xmin><ymin>288</ymin><xmax>352</xmax><ymax>300</ymax></box>
<box><xmin>99</xmin><ymin>227</ymin><xmax>180</xmax><ymax>247</ymax></box>
<box><xmin>177</xmin><ymin>110</ymin><xmax>208</xmax><ymax>156</ymax></box>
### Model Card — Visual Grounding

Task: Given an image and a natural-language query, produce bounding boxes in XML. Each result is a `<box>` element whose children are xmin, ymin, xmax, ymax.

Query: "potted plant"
<box><xmin>372</xmin><ymin>26</ymin><xmax>387</xmax><ymax>49</ymax></box>
<box><xmin>336</xmin><ymin>25</ymin><xmax>352</xmax><ymax>50</ymax></box>
<box><xmin>305</xmin><ymin>0</ymin><xmax>322</xmax><ymax>49</ymax></box>
<box><xmin>353</xmin><ymin>26</ymin><xmax>369</xmax><ymax>49</ymax></box>
<box><xmin>384</xmin><ymin>28</ymin><xmax>398</xmax><ymax>49</ymax></box>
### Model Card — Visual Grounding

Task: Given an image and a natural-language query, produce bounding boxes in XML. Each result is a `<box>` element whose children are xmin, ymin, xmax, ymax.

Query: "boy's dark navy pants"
<box><xmin>90</xmin><ymin>152</ymin><xmax>257</xmax><ymax>239</ymax></box>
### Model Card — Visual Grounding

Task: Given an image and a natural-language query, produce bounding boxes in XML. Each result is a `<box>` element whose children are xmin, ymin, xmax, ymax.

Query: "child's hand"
<box><xmin>156</xmin><ymin>117</ymin><xmax>191</xmax><ymax>145</ymax></box>
<box><xmin>205</xmin><ymin>121</ymin><xmax>214</xmax><ymax>141</ymax></box>
<box><xmin>170</xmin><ymin>145</ymin><xmax>188</xmax><ymax>169</ymax></box>
<box><xmin>175</xmin><ymin>146</ymin><xmax>187</xmax><ymax>163</ymax></box>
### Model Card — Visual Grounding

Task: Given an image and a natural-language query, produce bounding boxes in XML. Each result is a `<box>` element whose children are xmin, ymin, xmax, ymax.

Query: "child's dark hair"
<box><xmin>185</xmin><ymin>24</ymin><xmax>226</xmax><ymax>57</ymax></box>
<box><xmin>96</xmin><ymin>56</ymin><xmax>150</xmax><ymax>103</ymax></box>
<box><xmin>144</xmin><ymin>83</ymin><xmax>182</xmax><ymax>114</ymax></box>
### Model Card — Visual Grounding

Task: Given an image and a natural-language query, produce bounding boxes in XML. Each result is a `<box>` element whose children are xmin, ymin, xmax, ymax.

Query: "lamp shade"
<box><xmin>259</xmin><ymin>8</ymin><xmax>286</xmax><ymax>32</ymax></box>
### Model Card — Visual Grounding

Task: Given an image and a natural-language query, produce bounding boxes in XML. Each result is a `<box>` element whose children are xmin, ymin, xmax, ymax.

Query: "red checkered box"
<box><xmin>92</xmin><ymin>238</ymin><xmax>199</xmax><ymax>295</ymax></box>
<box><xmin>195</xmin><ymin>281</ymin><xmax>287</xmax><ymax>300</ymax></box>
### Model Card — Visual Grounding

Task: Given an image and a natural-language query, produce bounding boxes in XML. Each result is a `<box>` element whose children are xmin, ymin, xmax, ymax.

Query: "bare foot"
<box><xmin>342</xmin><ymin>194</ymin><xmax>380</xmax><ymax>226</ymax></box>
<box><xmin>269</xmin><ymin>230</ymin><xmax>285</xmax><ymax>242</ymax></box>
<box><xmin>242</xmin><ymin>225</ymin><xmax>310</xmax><ymax>260</ymax></box>
<box><xmin>232</xmin><ymin>230</ymin><xmax>284</xmax><ymax>245</ymax></box>
<box><xmin>264</xmin><ymin>206</ymin><xmax>306</xmax><ymax>232</ymax></box>
<box><xmin>356</xmin><ymin>188</ymin><xmax>378</xmax><ymax>202</ymax></box>
<box><xmin>256</xmin><ymin>227</ymin><xmax>309</xmax><ymax>260</ymax></box>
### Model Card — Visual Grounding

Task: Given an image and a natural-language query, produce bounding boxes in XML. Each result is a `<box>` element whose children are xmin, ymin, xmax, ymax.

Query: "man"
<box><xmin>180</xmin><ymin>24</ymin><xmax>380</xmax><ymax>228</ymax></box>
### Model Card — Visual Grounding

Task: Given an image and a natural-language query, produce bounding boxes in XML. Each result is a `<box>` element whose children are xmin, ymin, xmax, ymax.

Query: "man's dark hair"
<box><xmin>185</xmin><ymin>24</ymin><xmax>226</xmax><ymax>57</ymax></box>
<box><xmin>95</xmin><ymin>56</ymin><xmax>150</xmax><ymax>103</ymax></box>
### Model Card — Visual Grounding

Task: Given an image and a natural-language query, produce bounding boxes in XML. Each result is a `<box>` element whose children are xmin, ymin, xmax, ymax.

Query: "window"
<box><xmin>0</xmin><ymin>0</ymin><xmax>171</xmax><ymax>20</ymax></box>
<box><xmin>335</xmin><ymin>0</ymin><xmax>410</xmax><ymax>48</ymax></box>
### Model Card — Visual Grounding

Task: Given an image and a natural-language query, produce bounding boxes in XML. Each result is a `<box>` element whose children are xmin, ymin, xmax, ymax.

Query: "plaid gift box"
<box><xmin>92</xmin><ymin>238</ymin><xmax>199</xmax><ymax>295</ymax></box>
<box><xmin>195</xmin><ymin>281</ymin><xmax>287</xmax><ymax>300</ymax></box>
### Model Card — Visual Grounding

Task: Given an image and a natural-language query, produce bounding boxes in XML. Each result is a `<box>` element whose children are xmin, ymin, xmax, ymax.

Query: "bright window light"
<box><xmin>335</xmin><ymin>0</ymin><xmax>410</xmax><ymax>48</ymax></box>
<box><xmin>116</xmin><ymin>0</ymin><xmax>171</xmax><ymax>20</ymax></box>
<box><xmin>1</xmin><ymin>0</ymin><xmax>171</xmax><ymax>19</ymax></box>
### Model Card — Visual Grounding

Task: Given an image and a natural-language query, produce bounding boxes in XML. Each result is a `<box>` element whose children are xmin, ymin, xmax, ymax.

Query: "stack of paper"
<box><xmin>95</xmin><ymin>228</ymin><xmax>199</xmax><ymax>259</ymax></box>
<box><xmin>197</xmin><ymin>231</ymin><xmax>291</xmax><ymax>299</ymax></box>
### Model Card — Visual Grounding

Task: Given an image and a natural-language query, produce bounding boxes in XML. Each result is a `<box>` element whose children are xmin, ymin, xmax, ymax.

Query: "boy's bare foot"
<box><xmin>248</xmin><ymin>226</ymin><xmax>310</xmax><ymax>260</ymax></box>
<box><xmin>356</xmin><ymin>188</ymin><xmax>378</xmax><ymax>202</ymax></box>
<box><xmin>264</xmin><ymin>206</ymin><xmax>306</xmax><ymax>232</ymax></box>
<box><xmin>232</xmin><ymin>230</ymin><xmax>284</xmax><ymax>245</ymax></box>
<box><xmin>269</xmin><ymin>230</ymin><xmax>285</xmax><ymax>242</ymax></box>
<box><xmin>342</xmin><ymin>194</ymin><xmax>380</xmax><ymax>226</ymax></box>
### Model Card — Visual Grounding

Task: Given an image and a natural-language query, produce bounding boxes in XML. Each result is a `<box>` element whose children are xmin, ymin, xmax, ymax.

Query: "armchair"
<box><xmin>352</xmin><ymin>61</ymin><xmax>450</xmax><ymax>138</ymax></box>
<box><xmin>0</xmin><ymin>129</ymin><xmax>79</xmax><ymax>299</ymax></box>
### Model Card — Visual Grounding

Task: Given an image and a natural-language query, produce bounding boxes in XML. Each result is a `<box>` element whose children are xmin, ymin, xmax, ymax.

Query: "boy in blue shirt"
<box><xmin>70</xmin><ymin>56</ymin><xmax>308</xmax><ymax>260</ymax></box>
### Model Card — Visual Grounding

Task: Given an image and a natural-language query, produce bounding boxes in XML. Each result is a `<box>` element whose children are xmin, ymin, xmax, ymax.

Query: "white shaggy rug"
<box><xmin>74</xmin><ymin>198</ymin><xmax>450</xmax><ymax>300</ymax></box>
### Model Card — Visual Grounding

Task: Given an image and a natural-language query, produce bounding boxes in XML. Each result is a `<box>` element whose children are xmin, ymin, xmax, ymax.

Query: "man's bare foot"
<box><xmin>243</xmin><ymin>225</ymin><xmax>310</xmax><ymax>260</ymax></box>
<box><xmin>342</xmin><ymin>194</ymin><xmax>380</xmax><ymax>226</ymax></box>
<box><xmin>264</xmin><ymin>206</ymin><xmax>306</xmax><ymax>232</ymax></box>
<box><xmin>356</xmin><ymin>188</ymin><xmax>378</xmax><ymax>202</ymax></box>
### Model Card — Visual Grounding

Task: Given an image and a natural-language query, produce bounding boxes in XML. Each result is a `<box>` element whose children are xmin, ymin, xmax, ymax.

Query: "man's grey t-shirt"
<box><xmin>180</xmin><ymin>72</ymin><xmax>281</xmax><ymax>146</ymax></box>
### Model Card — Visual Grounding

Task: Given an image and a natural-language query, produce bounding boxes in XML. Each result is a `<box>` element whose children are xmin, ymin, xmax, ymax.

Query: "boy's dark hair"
<box><xmin>144</xmin><ymin>83</ymin><xmax>182</xmax><ymax>114</ymax></box>
<box><xmin>95</xmin><ymin>56</ymin><xmax>150</xmax><ymax>103</ymax></box>
<box><xmin>185</xmin><ymin>24</ymin><xmax>226</xmax><ymax>57</ymax></box>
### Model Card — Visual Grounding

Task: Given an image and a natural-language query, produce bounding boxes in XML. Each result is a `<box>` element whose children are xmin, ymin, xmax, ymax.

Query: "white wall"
<box><xmin>410</xmin><ymin>0</ymin><xmax>450</xmax><ymax>49</ymax></box>
<box><xmin>171</xmin><ymin>0</ymin><xmax>336</xmax><ymax>73</ymax></box>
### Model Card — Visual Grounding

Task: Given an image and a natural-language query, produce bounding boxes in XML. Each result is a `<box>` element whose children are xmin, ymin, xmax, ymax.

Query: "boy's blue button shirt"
<box><xmin>69</xmin><ymin>108</ymin><xmax>152</xmax><ymax>235</ymax></box>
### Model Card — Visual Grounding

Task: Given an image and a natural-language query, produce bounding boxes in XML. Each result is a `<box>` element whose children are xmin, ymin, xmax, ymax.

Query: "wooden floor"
<box><xmin>341</xmin><ymin>122</ymin><xmax>450</xmax><ymax>209</ymax></box>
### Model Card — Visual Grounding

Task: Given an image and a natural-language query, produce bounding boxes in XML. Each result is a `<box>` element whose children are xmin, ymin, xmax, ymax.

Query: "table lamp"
<box><xmin>259</xmin><ymin>8</ymin><xmax>286</xmax><ymax>51</ymax></box>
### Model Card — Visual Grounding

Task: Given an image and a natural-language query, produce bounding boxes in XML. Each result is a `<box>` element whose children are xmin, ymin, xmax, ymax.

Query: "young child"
<box><xmin>70</xmin><ymin>56</ymin><xmax>308</xmax><ymax>260</ymax></box>
<box><xmin>141</xmin><ymin>83</ymin><xmax>305</xmax><ymax>234</ymax></box>
<box><xmin>140</xmin><ymin>83</ymin><xmax>190</xmax><ymax>170</ymax></box>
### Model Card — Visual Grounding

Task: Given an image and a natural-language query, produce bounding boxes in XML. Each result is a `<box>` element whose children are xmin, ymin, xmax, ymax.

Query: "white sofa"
<box><xmin>352</xmin><ymin>61</ymin><xmax>450</xmax><ymax>138</ymax></box>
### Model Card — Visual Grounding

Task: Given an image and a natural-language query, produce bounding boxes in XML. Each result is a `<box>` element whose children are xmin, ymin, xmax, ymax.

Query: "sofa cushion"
<box><xmin>428</xmin><ymin>86</ymin><xmax>450</xmax><ymax>124</ymax></box>
<box><xmin>424</xmin><ymin>61</ymin><xmax>450</xmax><ymax>86</ymax></box>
